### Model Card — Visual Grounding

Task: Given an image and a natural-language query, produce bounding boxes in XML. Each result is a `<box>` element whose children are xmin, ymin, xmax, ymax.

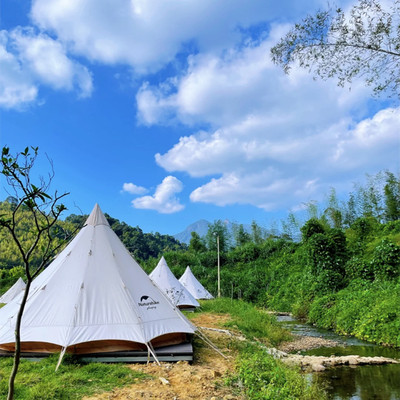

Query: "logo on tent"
<box><xmin>138</xmin><ymin>295</ymin><xmax>159</xmax><ymax>310</ymax></box>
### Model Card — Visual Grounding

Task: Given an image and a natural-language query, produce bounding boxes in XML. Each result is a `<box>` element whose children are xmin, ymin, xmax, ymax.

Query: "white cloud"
<box><xmin>138</xmin><ymin>32</ymin><xmax>369</xmax><ymax>128</ymax></box>
<box><xmin>0</xmin><ymin>28</ymin><xmax>93</xmax><ymax>109</ymax></box>
<box><xmin>331</xmin><ymin>107</ymin><xmax>400</xmax><ymax>170</ymax></box>
<box><xmin>0</xmin><ymin>32</ymin><xmax>38</xmax><ymax>108</ymax></box>
<box><xmin>189</xmin><ymin>171</ymin><xmax>301</xmax><ymax>211</ymax></box>
<box><xmin>31</xmin><ymin>0</ymin><xmax>325</xmax><ymax>73</ymax></box>
<box><xmin>141</xmin><ymin>26</ymin><xmax>399</xmax><ymax>211</ymax></box>
<box><xmin>186</xmin><ymin>108</ymin><xmax>400</xmax><ymax>210</ymax></box>
<box><xmin>132</xmin><ymin>176</ymin><xmax>184</xmax><ymax>214</ymax></box>
<box><xmin>122</xmin><ymin>182</ymin><xmax>148</xmax><ymax>195</ymax></box>
<box><xmin>11</xmin><ymin>28</ymin><xmax>92</xmax><ymax>97</ymax></box>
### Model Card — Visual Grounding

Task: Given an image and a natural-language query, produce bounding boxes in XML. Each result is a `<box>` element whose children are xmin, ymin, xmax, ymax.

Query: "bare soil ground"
<box><xmin>83</xmin><ymin>313</ymin><xmax>246</xmax><ymax>400</ymax></box>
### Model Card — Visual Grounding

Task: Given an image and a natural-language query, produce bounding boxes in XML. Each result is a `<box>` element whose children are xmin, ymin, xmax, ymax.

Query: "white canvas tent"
<box><xmin>0</xmin><ymin>277</ymin><xmax>26</xmax><ymax>304</ymax></box>
<box><xmin>179</xmin><ymin>266</ymin><xmax>213</xmax><ymax>300</ymax></box>
<box><xmin>0</xmin><ymin>204</ymin><xmax>195</xmax><ymax>357</ymax></box>
<box><xmin>149</xmin><ymin>257</ymin><xmax>200</xmax><ymax>310</ymax></box>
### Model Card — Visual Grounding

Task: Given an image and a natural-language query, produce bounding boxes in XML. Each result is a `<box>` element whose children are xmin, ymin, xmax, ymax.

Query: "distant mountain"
<box><xmin>173</xmin><ymin>219</ymin><xmax>210</xmax><ymax>244</ymax></box>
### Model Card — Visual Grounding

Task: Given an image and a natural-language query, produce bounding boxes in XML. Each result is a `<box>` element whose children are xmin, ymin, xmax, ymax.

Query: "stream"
<box><xmin>277</xmin><ymin>315</ymin><xmax>400</xmax><ymax>400</ymax></box>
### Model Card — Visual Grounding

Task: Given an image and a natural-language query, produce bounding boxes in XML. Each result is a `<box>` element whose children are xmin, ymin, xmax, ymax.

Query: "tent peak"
<box><xmin>85</xmin><ymin>204</ymin><xmax>110</xmax><ymax>227</ymax></box>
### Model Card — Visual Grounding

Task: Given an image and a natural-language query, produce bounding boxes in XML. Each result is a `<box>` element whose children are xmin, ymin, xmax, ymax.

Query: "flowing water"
<box><xmin>277</xmin><ymin>315</ymin><xmax>400</xmax><ymax>400</ymax></box>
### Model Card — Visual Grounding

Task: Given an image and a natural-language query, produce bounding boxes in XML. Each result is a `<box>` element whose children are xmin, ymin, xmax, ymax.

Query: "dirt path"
<box><xmin>83</xmin><ymin>313</ymin><xmax>246</xmax><ymax>400</ymax></box>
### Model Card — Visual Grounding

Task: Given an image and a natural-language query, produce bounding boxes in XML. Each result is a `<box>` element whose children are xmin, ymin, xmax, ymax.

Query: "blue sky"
<box><xmin>0</xmin><ymin>0</ymin><xmax>399</xmax><ymax>236</ymax></box>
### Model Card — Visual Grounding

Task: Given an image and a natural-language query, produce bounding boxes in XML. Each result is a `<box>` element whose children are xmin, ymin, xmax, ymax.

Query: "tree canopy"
<box><xmin>271</xmin><ymin>0</ymin><xmax>400</xmax><ymax>98</ymax></box>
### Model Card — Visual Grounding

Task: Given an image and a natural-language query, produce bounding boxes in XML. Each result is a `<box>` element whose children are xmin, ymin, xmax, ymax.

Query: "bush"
<box><xmin>370</xmin><ymin>239</ymin><xmax>400</xmax><ymax>280</ymax></box>
<box><xmin>236</xmin><ymin>344</ymin><xmax>327</xmax><ymax>400</ymax></box>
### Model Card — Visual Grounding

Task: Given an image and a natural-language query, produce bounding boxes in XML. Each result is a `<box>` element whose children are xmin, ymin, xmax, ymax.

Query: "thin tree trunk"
<box><xmin>7</xmin><ymin>279</ymin><xmax>31</xmax><ymax>400</ymax></box>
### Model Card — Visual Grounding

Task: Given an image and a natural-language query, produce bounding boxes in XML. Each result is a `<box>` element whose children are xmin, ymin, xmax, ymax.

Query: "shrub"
<box><xmin>370</xmin><ymin>239</ymin><xmax>400</xmax><ymax>280</ymax></box>
<box><xmin>236</xmin><ymin>344</ymin><xmax>327</xmax><ymax>400</ymax></box>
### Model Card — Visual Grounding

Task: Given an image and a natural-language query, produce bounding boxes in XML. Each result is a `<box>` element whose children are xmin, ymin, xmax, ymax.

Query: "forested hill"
<box><xmin>0</xmin><ymin>199</ymin><xmax>186</xmax><ymax>274</ymax></box>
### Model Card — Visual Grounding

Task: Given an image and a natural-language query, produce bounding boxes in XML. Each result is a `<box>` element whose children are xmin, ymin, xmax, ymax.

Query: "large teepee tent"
<box><xmin>149</xmin><ymin>257</ymin><xmax>200</xmax><ymax>310</ymax></box>
<box><xmin>0</xmin><ymin>204</ymin><xmax>195</xmax><ymax>357</ymax></box>
<box><xmin>0</xmin><ymin>278</ymin><xmax>26</xmax><ymax>304</ymax></box>
<box><xmin>179</xmin><ymin>266</ymin><xmax>213</xmax><ymax>300</ymax></box>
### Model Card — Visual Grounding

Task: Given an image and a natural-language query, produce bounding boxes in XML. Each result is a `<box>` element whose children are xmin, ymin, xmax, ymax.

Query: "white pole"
<box><xmin>217</xmin><ymin>235</ymin><xmax>221</xmax><ymax>298</ymax></box>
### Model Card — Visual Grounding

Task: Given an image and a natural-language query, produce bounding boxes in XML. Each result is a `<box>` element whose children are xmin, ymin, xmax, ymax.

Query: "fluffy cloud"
<box><xmin>11</xmin><ymin>28</ymin><xmax>92</xmax><ymax>97</ymax></box>
<box><xmin>131</xmin><ymin>176</ymin><xmax>184</xmax><ymax>214</ymax></box>
<box><xmin>31</xmin><ymin>0</ymin><xmax>324</xmax><ymax>73</ymax></box>
<box><xmin>0</xmin><ymin>32</ymin><xmax>38</xmax><ymax>108</ymax></box>
<box><xmin>137</xmin><ymin>29</ymin><xmax>365</xmax><ymax>128</ymax></box>
<box><xmin>141</xmin><ymin>30</ymin><xmax>399</xmax><ymax>211</ymax></box>
<box><xmin>184</xmin><ymin>108</ymin><xmax>400</xmax><ymax>210</ymax></box>
<box><xmin>122</xmin><ymin>182</ymin><xmax>148</xmax><ymax>195</ymax></box>
<box><xmin>0</xmin><ymin>28</ymin><xmax>93</xmax><ymax>109</ymax></box>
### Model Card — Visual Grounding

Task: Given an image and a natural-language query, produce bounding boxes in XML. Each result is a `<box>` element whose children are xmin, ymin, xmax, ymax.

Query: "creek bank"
<box><xmin>266</xmin><ymin>310</ymin><xmax>400</xmax><ymax>372</ymax></box>
<box><xmin>200</xmin><ymin>323</ymin><xmax>400</xmax><ymax>374</ymax></box>
<box><xmin>264</xmin><ymin>346</ymin><xmax>399</xmax><ymax>372</ymax></box>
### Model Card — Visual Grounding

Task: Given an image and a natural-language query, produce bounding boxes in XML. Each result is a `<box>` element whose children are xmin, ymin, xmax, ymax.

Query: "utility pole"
<box><xmin>217</xmin><ymin>234</ymin><xmax>221</xmax><ymax>298</ymax></box>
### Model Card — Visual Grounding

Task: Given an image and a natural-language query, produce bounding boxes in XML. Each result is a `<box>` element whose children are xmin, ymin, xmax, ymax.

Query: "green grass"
<box><xmin>234</xmin><ymin>343</ymin><xmax>327</xmax><ymax>400</ymax></box>
<box><xmin>0</xmin><ymin>355</ymin><xmax>150</xmax><ymax>400</ymax></box>
<box><xmin>197</xmin><ymin>297</ymin><xmax>292</xmax><ymax>346</ymax></box>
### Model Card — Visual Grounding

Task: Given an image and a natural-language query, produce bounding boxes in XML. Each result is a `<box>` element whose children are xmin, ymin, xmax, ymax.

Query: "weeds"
<box><xmin>198</xmin><ymin>297</ymin><xmax>291</xmax><ymax>346</ymax></box>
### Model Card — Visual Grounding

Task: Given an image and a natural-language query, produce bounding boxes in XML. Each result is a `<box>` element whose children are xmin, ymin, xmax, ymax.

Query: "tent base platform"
<box><xmin>80</xmin><ymin>342</ymin><xmax>193</xmax><ymax>363</ymax></box>
<box><xmin>0</xmin><ymin>342</ymin><xmax>193</xmax><ymax>363</ymax></box>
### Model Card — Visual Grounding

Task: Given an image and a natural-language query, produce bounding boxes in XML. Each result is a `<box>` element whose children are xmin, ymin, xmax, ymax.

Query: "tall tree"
<box><xmin>281</xmin><ymin>212</ymin><xmax>301</xmax><ymax>241</ymax></box>
<box><xmin>357</xmin><ymin>173</ymin><xmax>385</xmax><ymax>221</ymax></box>
<box><xmin>343</xmin><ymin>192</ymin><xmax>357</xmax><ymax>227</ymax></box>
<box><xmin>250</xmin><ymin>220</ymin><xmax>264</xmax><ymax>244</ymax></box>
<box><xmin>188</xmin><ymin>231</ymin><xmax>207</xmax><ymax>253</ymax></box>
<box><xmin>323</xmin><ymin>188</ymin><xmax>343</xmax><ymax>229</ymax></box>
<box><xmin>271</xmin><ymin>0</ymin><xmax>400</xmax><ymax>98</ymax></box>
<box><xmin>384</xmin><ymin>171</ymin><xmax>400</xmax><ymax>221</ymax></box>
<box><xmin>205</xmin><ymin>220</ymin><xmax>230</xmax><ymax>253</ymax></box>
<box><xmin>232</xmin><ymin>223</ymin><xmax>251</xmax><ymax>247</ymax></box>
<box><xmin>0</xmin><ymin>146</ymin><xmax>68</xmax><ymax>400</ymax></box>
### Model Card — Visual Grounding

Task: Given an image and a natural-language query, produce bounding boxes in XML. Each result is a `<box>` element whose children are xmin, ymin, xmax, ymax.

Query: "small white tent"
<box><xmin>0</xmin><ymin>278</ymin><xmax>26</xmax><ymax>304</ymax></box>
<box><xmin>149</xmin><ymin>257</ymin><xmax>200</xmax><ymax>310</ymax></box>
<box><xmin>0</xmin><ymin>204</ymin><xmax>195</xmax><ymax>356</ymax></box>
<box><xmin>179</xmin><ymin>266</ymin><xmax>213</xmax><ymax>300</ymax></box>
